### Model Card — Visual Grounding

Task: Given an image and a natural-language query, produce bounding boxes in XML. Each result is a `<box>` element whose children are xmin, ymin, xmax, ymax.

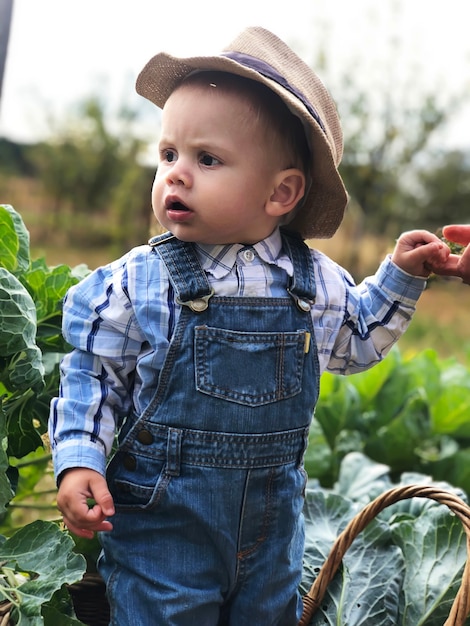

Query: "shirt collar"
<box><xmin>195</xmin><ymin>228</ymin><xmax>294</xmax><ymax>279</ymax></box>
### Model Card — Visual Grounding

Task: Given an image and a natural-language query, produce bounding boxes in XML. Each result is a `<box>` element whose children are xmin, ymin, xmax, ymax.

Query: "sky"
<box><xmin>1</xmin><ymin>0</ymin><xmax>470</xmax><ymax>152</ymax></box>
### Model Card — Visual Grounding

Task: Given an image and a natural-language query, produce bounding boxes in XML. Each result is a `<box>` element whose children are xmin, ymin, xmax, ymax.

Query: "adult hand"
<box><xmin>431</xmin><ymin>225</ymin><xmax>470</xmax><ymax>284</ymax></box>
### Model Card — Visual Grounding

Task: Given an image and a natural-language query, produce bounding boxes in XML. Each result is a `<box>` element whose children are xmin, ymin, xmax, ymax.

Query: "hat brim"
<box><xmin>136</xmin><ymin>52</ymin><xmax>348</xmax><ymax>239</ymax></box>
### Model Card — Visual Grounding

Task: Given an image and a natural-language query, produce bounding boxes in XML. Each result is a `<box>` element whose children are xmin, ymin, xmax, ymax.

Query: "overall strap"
<box><xmin>149</xmin><ymin>230</ymin><xmax>316</xmax><ymax>311</ymax></box>
<box><xmin>149</xmin><ymin>232</ymin><xmax>214</xmax><ymax>311</ymax></box>
<box><xmin>280</xmin><ymin>229</ymin><xmax>316</xmax><ymax>307</ymax></box>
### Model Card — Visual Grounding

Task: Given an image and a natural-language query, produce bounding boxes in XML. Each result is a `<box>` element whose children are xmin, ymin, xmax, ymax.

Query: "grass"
<box><xmin>397</xmin><ymin>278</ymin><xmax>470</xmax><ymax>364</ymax></box>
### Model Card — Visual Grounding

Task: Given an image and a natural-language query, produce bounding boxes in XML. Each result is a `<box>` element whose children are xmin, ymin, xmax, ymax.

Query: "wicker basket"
<box><xmin>299</xmin><ymin>484</ymin><xmax>470</xmax><ymax>626</ymax></box>
<box><xmin>0</xmin><ymin>600</ymin><xmax>12</xmax><ymax>626</ymax></box>
<box><xmin>68</xmin><ymin>572</ymin><xmax>110</xmax><ymax>626</ymax></box>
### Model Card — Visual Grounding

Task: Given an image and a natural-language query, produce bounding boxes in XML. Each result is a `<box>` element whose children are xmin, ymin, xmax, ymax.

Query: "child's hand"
<box><xmin>56</xmin><ymin>468</ymin><xmax>115</xmax><ymax>538</ymax></box>
<box><xmin>431</xmin><ymin>225</ymin><xmax>470</xmax><ymax>285</ymax></box>
<box><xmin>391</xmin><ymin>230</ymin><xmax>450</xmax><ymax>277</ymax></box>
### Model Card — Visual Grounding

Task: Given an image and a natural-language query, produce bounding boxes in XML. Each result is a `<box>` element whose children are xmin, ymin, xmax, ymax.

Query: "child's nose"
<box><xmin>166</xmin><ymin>159</ymin><xmax>192</xmax><ymax>187</ymax></box>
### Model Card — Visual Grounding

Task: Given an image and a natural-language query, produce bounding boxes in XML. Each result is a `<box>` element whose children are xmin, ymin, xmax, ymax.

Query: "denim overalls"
<box><xmin>99</xmin><ymin>229</ymin><xmax>320</xmax><ymax>626</ymax></box>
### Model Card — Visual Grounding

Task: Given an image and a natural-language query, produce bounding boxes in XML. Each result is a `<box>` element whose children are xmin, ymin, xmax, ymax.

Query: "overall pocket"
<box><xmin>106</xmin><ymin>450</ymin><xmax>170</xmax><ymax>511</ymax></box>
<box><xmin>194</xmin><ymin>326</ymin><xmax>308</xmax><ymax>406</ymax></box>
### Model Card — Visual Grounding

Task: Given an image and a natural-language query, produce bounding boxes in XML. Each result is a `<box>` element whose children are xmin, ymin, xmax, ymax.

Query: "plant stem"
<box><xmin>8</xmin><ymin>503</ymin><xmax>57</xmax><ymax>510</ymax></box>
<box><xmin>12</xmin><ymin>453</ymin><xmax>52</xmax><ymax>468</ymax></box>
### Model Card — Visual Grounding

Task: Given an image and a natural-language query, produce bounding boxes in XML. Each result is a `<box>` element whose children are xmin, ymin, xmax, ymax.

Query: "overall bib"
<box><xmin>99</xmin><ymin>230</ymin><xmax>320</xmax><ymax>626</ymax></box>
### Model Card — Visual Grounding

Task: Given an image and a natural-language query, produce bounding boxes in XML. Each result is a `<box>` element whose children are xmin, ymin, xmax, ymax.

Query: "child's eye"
<box><xmin>200</xmin><ymin>154</ymin><xmax>220</xmax><ymax>166</ymax></box>
<box><xmin>162</xmin><ymin>149</ymin><xmax>177</xmax><ymax>163</ymax></box>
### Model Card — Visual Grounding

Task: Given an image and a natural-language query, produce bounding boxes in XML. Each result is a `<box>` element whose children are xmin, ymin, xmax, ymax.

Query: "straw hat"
<box><xmin>136</xmin><ymin>26</ymin><xmax>348</xmax><ymax>239</ymax></box>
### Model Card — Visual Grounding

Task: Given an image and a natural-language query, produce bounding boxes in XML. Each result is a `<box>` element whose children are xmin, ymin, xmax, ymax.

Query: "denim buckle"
<box><xmin>177</xmin><ymin>289</ymin><xmax>215</xmax><ymax>313</ymax></box>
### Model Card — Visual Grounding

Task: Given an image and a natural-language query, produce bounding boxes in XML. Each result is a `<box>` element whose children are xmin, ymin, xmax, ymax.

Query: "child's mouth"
<box><xmin>169</xmin><ymin>202</ymin><xmax>188</xmax><ymax>211</ymax></box>
<box><xmin>166</xmin><ymin>200</ymin><xmax>193</xmax><ymax>222</ymax></box>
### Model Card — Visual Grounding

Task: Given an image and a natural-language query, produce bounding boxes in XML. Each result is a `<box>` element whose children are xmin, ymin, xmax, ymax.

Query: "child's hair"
<box><xmin>176</xmin><ymin>70</ymin><xmax>311</xmax><ymax>176</ymax></box>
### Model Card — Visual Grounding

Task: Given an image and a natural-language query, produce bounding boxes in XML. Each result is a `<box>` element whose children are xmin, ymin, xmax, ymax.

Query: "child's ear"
<box><xmin>267</xmin><ymin>168</ymin><xmax>306</xmax><ymax>218</ymax></box>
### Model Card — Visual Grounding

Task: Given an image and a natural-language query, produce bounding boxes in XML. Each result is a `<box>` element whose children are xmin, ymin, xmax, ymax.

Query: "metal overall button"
<box><xmin>190</xmin><ymin>298</ymin><xmax>210</xmax><ymax>312</ymax></box>
<box><xmin>137</xmin><ymin>429</ymin><xmax>154</xmax><ymax>445</ymax></box>
<box><xmin>296</xmin><ymin>299</ymin><xmax>312</xmax><ymax>312</ymax></box>
<box><xmin>122</xmin><ymin>454</ymin><xmax>137</xmax><ymax>471</ymax></box>
<box><xmin>287</xmin><ymin>288</ymin><xmax>314</xmax><ymax>312</ymax></box>
<box><xmin>177</xmin><ymin>289</ymin><xmax>215</xmax><ymax>313</ymax></box>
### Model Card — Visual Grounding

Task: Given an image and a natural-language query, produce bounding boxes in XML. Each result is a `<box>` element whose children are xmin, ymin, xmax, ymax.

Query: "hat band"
<box><xmin>222</xmin><ymin>51</ymin><xmax>326</xmax><ymax>134</ymax></box>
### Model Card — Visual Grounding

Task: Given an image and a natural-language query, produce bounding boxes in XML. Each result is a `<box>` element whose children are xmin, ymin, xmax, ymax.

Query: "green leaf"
<box><xmin>7</xmin><ymin>448</ymin><xmax>51</xmax><ymax>504</ymax></box>
<box><xmin>335</xmin><ymin>451</ymin><xmax>392</xmax><ymax>503</ymax></box>
<box><xmin>0</xmin><ymin>520</ymin><xmax>86</xmax><ymax>623</ymax></box>
<box><xmin>431</xmin><ymin>362</ymin><xmax>470</xmax><ymax>436</ymax></box>
<box><xmin>36</xmin><ymin>314</ymin><xmax>70</xmax><ymax>353</ymax></box>
<box><xmin>426</xmin><ymin>448</ymin><xmax>470</xmax><ymax>498</ymax></box>
<box><xmin>6</xmin><ymin>348</ymin><xmax>45</xmax><ymax>393</ymax></box>
<box><xmin>347</xmin><ymin>345</ymin><xmax>400</xmax><ymax>407</ymax></box>
<box><xmin>42</xmin><ymin>602</ymin><xmax>85</xmax><ymax>626</ymax></box>
<box><xmin>401</xmin><ymin>350</ymin><xmax>443</xmax><ymax>406</ymax></box>
<box><xmin>305</xmin><ymin>419</ymin><xmax>335</xmax><ymax>485</ymax></box>
<box><xmin>301</xmin><ymin>489</ymin><xmax>404</xmax><ymax>625</ymax></box>
<box><xmin>315</xmin><ymin>374</ymin><xmax>361</xmax><ymax>446</ymax></box>
<box><xmin>42</xmin><ymin>585</ymin><xmax>85</xmax><ymax>625</ymax></box>
<box><xmin>0</xmin><ymin>268</ymin><xmax>44</xmax><ymax>393</ymax></box>
<box><xmin>364</xmin><ymin>392</ymin><xmax>432</xmax><ymax>471</ymax></box>
<box><xmin>0</xmin><ymin>269</ymin><xmax>38</xmax><ymax>356</ymax></box>
<box><xmin>22</xmin><ymin>261</ymin><xmax>79</xmax><ymax>322</ymax></box>
<box><xmin>371</xmin><ymin>351</ymin><xmax>439</xmax><ymax>429</ymax></box>
<box><xmin>4</xmin><ymin>389</ymin><xmax>47</xmax><ymax>458</ymax></box>
<box><xmin>0</xmin><ymin>205</ymin><xmax>30</xmax><ymax>274</ymax></box>
<box><xmin>0</xmin><ymin>405</ymin><xmax>15</xmax><ymax>515</ymax></box>
<box><xmin>391</xmin><ymin>507</ymin><xmax>467</xmax><ymax>625</ymax></box>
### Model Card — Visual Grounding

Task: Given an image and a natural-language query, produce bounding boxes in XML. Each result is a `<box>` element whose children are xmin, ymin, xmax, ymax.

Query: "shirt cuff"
<box><xmin>52</xmin><ymin>442</ymin><xmax>107</xmax><ymax>483</ymax></box>
<box><xmin>376</xmin><ymin>255</ymin><xmax>427</xmax><ymax>304</ymax></box>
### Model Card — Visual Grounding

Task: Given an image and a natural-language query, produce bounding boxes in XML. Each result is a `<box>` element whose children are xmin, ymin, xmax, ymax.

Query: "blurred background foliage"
<box><xmin>1</xmin><ymin>20</ymin><xmax>470</xmax><ymax>361</ymax></box>
<box><xmin>0</xmin><ymin>96</ymin><xmax>155</xmax><ymax>256</ymax></box>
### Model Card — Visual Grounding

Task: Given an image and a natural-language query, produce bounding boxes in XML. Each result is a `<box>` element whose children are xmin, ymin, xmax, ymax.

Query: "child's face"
<box><xmin>152</xmin><ymin>82</ymin><xmax>286</xmax><ymax>245</ymax></box>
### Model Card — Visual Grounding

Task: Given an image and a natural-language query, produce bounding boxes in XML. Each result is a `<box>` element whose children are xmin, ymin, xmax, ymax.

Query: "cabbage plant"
<box><xmin>302</xmin><ymin>453</ymin><xmax>470</xmax><ymax>625</ymax></box>
<box><xmin>0</xmin><ymin>204</ymin><xmax>87</xmax><ymax>624</ymax></box>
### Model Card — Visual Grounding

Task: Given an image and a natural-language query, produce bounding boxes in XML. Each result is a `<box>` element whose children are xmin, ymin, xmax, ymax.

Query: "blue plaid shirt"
<box><xmin>49</xmin><ymin>228</ymin><xmax>426</xmax><ymax>478</ymax></box>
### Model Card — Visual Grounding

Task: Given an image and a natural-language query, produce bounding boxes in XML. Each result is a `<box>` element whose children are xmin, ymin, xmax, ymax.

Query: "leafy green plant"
<box><xmin>0</xmin><ymin>204</ymin><xmax>89</xmax><ymax>463</ymax></box>
<box><xmin>0</xmin><ymin>204</ymin><xmax>88</xmax><ymax>623</ymax></box>
<box><xmin>306</xmin><ymin>347</ymin><xmax>470</xmax><ymax>494</ymax></box>
<box><xmin>301</xmin><ymin>453</ymin><xmax>470</xmax><ymax>625</ymax></box>
<box><xmin>0</xmin><ymin>521</ymin><xmax>86</xmax><ymax>625</ymax></box>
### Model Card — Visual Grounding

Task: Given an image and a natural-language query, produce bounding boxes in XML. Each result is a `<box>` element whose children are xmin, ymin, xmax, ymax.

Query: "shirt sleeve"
<box><xmin>312</xmin><ymin>250</ymin><xmax>427</xmax><ymax>375</ymax></box>
<box><xmin>49</xmin><ymin>250</ymin><xmax>149</xmax><ymax>478</ymax></box>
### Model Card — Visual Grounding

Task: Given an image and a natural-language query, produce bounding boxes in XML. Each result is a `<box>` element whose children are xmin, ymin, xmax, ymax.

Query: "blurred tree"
<box><xmin>412</xmin><ymin>150</ymin><xmax>470</xmax><ymax>231</ymax></box>
<box><xmin>0</xmin><ymin>137</ymin><xmax>36</xmax><ymax>176</ymax></box>
<box><xmin>338</xmin><ymin>90</ymin><xmax>452</xmax><ymax>235</ymax></box>
<box><xmin>30</xmin><ymin>96</ymin><xmax>154</xmax><ymax>251</ymax></box>
<box><xmin>307</xmin><ymin>4</ymin><xmax>470</xmax><ymax>239</ymax></box>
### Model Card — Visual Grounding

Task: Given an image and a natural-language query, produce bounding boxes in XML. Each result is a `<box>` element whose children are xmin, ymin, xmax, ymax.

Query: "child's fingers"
<box><xmin>89</xmin><ymin>475</ymin><xmax>115</xmax><ymax>518</ymax></box>
<box><xmin>411</xmin><ymin>241</ymin><xmax>449</xmax><ymax>267</ymax></box>
<box><xmin>62</xmin><ymin>510</ymin><xmax>113</xmax><ymax>538</ymax></box>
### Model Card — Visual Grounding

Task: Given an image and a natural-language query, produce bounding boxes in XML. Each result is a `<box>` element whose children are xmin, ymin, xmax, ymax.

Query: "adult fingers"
<box><xmin>442</xmin><ymin>225</ymin><xmax>470</xmax><ymax>246</ymax></box>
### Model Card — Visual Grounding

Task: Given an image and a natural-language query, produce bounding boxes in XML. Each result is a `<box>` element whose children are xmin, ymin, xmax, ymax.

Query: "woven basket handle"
<box><xmin>298</xmin><ymin>484</ymin><xmax>470</xmax><ymax>626</ymax></box>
